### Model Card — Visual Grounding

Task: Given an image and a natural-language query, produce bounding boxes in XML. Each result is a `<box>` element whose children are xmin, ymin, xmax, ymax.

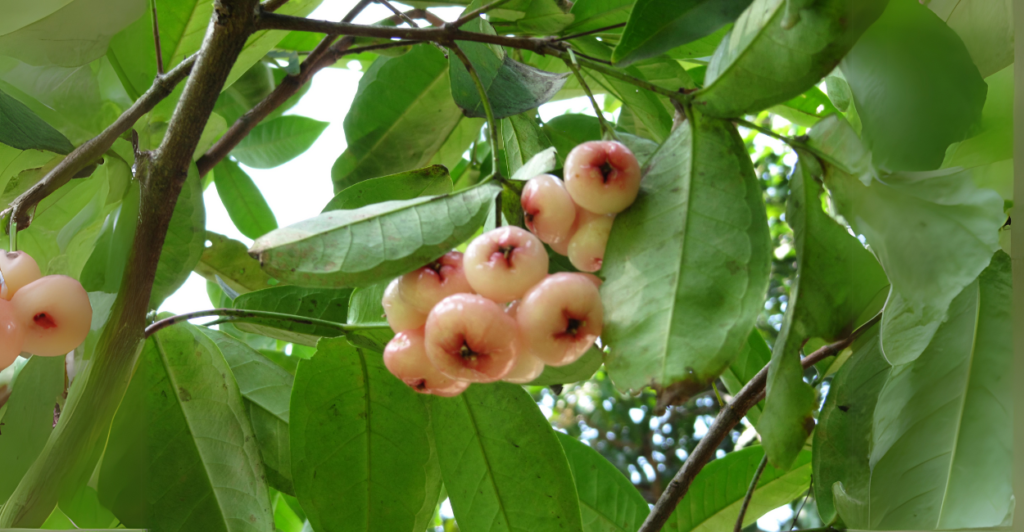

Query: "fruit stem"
<box><xmin>144</xmin><ymin>308</ymin><xmax>388</xmax><ymax>338</ymax></box>
<box><xmin>564</xmin><ymin>50</ymin><xmax>616</xmax><ymax>141</ymax></box>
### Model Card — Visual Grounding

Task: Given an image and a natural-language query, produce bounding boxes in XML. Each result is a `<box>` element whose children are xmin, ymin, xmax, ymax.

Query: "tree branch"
<box><xmin>735</xmin><ymin>455</ymin><xmax>769</xmax><ymax>532</ymax></box>
<box><xmin>564</xmin><ymin>52</ymin><xmax>613</xmax><ymax>138</ymax></box>
<box><xmin>0</xmin><ymin>0</ymin><xmax>262</xmax><ymax>526</ymax></box>
<box><xmin>151</xmin><ymin>0</ymin><xmax>165</xmax><ymax>74</ymax></box>
<box><xmin>450</xmin><ymin>0</ymin><xmax>513</xmax><ymax>28</ymax></box>
<box><xmin>637</xmin><ymin>312</ymin><xmax>881</xmax><ymax>532</ymax></box>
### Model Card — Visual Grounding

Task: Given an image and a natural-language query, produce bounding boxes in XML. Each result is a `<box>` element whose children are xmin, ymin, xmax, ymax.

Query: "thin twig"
<box><xmin>261</xmin><ymin>0</ymin><xmax>290</xmax><ymax>11</ymax></box>
<box><xmin>637</xmin><ymin>312</ymin><xmax>881</xmax><ymax>532</ymax></box>
<box><xmin>451</xmin><ymin>0</ymin><xmax>514</xmax><ymax>28</ymax></box>
<box><xmin>788</xmin><ymin>483</ymin><xmax>813</xmax><ymax>531</ymax></box>
<box><xmin>151</xmin><ymin>0</ymin><xmax>164</xmax><ymax>74</ymax></box>
<box><xmin>557</xmin><ymin>22</ymin><xmax>626</xmax><ymax>42</ymax></box>
<box><xmin>735</xmin><ymin>455</ymin><xmax>769</xmax><ymax>532</ymax></box>
<box><xmin>564</xmin><ymin>51</ymin><xmax>613</xmax><ymax>139</ymax></box>
<box><xmin>144</xmin><ymin>308</ymin><xmax>385</xmax><ymax>338</ymax></box>
<box><xmin>377</xmin><ymin>0</ymin><xmax>420</xmax><ymax>28</ymax></box>
<box><xmin>567</xmin><ymin>49</ymin><xmax>613</xmax><ymax>65</ymax></box>
<box><xmin>411</xmin><ymin>8</ymin><xmax>446</xmax><ymax>27</ymax></box>
<box><xmin>733</xmin><ymin>118</ymin><xmax>829</xmax><ymax>161</ymax></box>
<box><xmin>567</xmin><ymin>51</ymin><xmax>688</xmax><ymax>103</ymax></box>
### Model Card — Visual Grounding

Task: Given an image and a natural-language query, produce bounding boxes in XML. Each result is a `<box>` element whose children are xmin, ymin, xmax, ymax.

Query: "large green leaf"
<box><xmin>250</xmin><ymin>182</ymin><xmax>500</xmax><ymax>288</ymax></box>
<box><xmin>0</xmin><ymin>356</ymin><xmax>65</xmax><ymax>505</ymax></box>
<box><xmin>332</xmin><ymin>44</ymin><xmax>464</xmax><ymax>192</ymax></box>
<box><xmin>0</xmin><ymin>88</ymin><xmax>73</xmax><ymax>153</ymax></box>
<box><xmin>529</xmin><ymin>346</ymin><xmax>604</xmax><ymax>386</ymax></box>
<box><xmin>449</xmin><ymin>20</ymin><xmax>569</xmax><ymax>120</ymax></box>
<box><xmin>831</xmin><ymin>253</ymin><xmax>1013</xmax><ymax>529</ymax></box>
<box><xmin>196</xmin><ymin>328</ymin><xmax>296</xmax><ymax>495</ymax></box>
<box><xmin>692</xmin><ymin>0</ymin><xmax>888</xmax><ymax>118</ymax></box>
<box><xmin>194</xmin><ymin>232</ymin><xmax>279</xmax><ymax>296</ymax></box>
<box><xmin>98</xmin><ymin>324</ymin><xmax>273</xmax><ymax>532</ymax></box>
<box><xmin>565</xmin><ymin>0</ymin><xmax>632</xmax><ymax>34</ymax></box>
<box><xmin>150</xmin><ymin>164</ymin><xmax>206</xmax><ymax>308</ymax></box>
<box><xmin>214</xmin><ymin>159</ymin><xmax>278</xmax><ymax>240</ymax></box>
<box><xmin>810</xmin><ymin>116</ymin><xmax>1004</xmax><ymax>365</ymax></box>
<box><xmin>927</xmin><ymin>0</ymin><xmax>1013</xmax><ymax>78</ymax></box>
<box><xmin>840</xmin><ymin>0</ymin><xmax>986</xmax><ymax>171</ymax></box>
<box><xmin>344</xmin><ymin>282</ymin><xmax>395</xmax><ymax>353</ymax></box>
<box><xmin>602</xmin><ymin>111</ymin><xmax>770</xmax><ymax>395</ymax></box>
<box><xmin>813</xmin><ymin>323</ymin><xmax>888</xmax><ymax>526</ymax></box>
<box><xmin>428</xmin><ymin>116</ymin><xmax>485</xmax><ymax>170</ymax></box>
<box><xmin>290</xmin><ymin>337</ymin><xmax>442</xmax><ymax>532</ymax></box>
<box><xmin>719</xmin><ymin>329</ymin><xmax>771</xmax><ymax>427</ymax></box>
<box><xmin>502</xmin><ymin>112</ymin><xmax>553</xmax><ymax>178</ymax></box>
<box><xmin>665</xmin><ymin>446</ymin><xmax>811</xmax><ymax>532</ymax></box>
<box><xmin>556</xmin><ymin>432</ymin><xmax>649</xmax><ymax>532</ymax></box>
<box><xmin>430</xmin><ymin>382</ymin><xmax>584</xmax><ymax>532</ymax></box>
<box><xmin>0</xmin><ymin>0</ymin><xmax>145</xmax><ymax>67</ymax></box>
<box><xmin>230</xmin><ymin>115</ymin><xmax>327</xmax><ymax>169</ymax></box>
<box><xmin>612</xmin><ymin>0</ymin><xmax>752</xmax><ymax>67</ymax></box>
<box><xmin>759</xmin><ymin>157</ymin><xmax>888</xmax><ymax>470</ymax></box>
<box><xmin>322</xmin><ymin>165</ymin><xmax>453</xmax><ymax>213</ymax></box>
<box><xmin>231</xmin><ymin>285</ymin><xmax>353</xmax><ymax>346</ymax></box>
<box><xmin>0</xmin><ymin>145</ymin><xmax>55</xmax><ymax>201</ymax></box>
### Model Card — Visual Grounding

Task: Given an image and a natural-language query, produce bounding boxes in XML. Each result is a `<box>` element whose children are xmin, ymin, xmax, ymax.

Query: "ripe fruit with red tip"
<box><xmin>397</xmin><ymin>251</ymin><xmax>473</xmax><ymax>314</ymax></box>
<box><xmin>0</xmin><ymin>298</ymin><xmax>25</xmax><ymax>370</ymax></box>
<box><xmin>0</xmin><ymin>250</ymin><xmax>42</xmax><ymax>300</ymax></box>
<box><xmin>463</xmin><ymin>226</ymin><xmax>549</xmax><ymax>303</ymax></box>
<box><xmin>516</xmin><ymin>273</ymin><xmax>603</xmax><ymax>366</ymax></box>
<box><xmin>564</xmin><ymin>141</ymin><xmax>642</xmax><ymax>214</ymax></box>
<box><xmin>425</xmin><ymin>293</ymin><xmax>518</xmax><ymax>382</ymax></box>
<box><xmin>568</xmin><ymin>209</ymin><xmax>614</xmax><ymax>272</ymax></box>
<box><xmin>11</xmin><ymin>275</ymin><xmax>92</xmax><ymax>357</ymax></box>
<box><xmin>521</xmin><ymin>174</ymin><xmax>576</xmax><ymax>245</ymax></box>
<box><xmin>384</xmin><ymin>328</ymin><xmax>469</xmax><ymax>397</ymax></box>
<box><xmin>382</xmin><ymin>278</ymin><xmax>427</xmax><ymax>333</ymax></box>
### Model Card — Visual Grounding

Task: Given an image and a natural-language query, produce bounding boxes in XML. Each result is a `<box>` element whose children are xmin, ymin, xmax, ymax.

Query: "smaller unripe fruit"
<box><xmin>0</xmin><ymin>251</ymin><xmax>42</xmax><ymax>300</ymax></box>
<box><xmin>384</xmin><ymin>328</ymin><xmax>469</xmax><ymax>397</ymax></box>
<box><xmin>516</xmin><ymin>273</ymin><xmax>603</xmax><ymax>366</ymax></box>
<box><xmin>567</xmin><ymin>209</ymin><xmax>614</xmax><ymax>272</ymax></box>
<box><xmin>521</xmin><ymin>174</ymin><xmax>576</xmax><ymax>245</ymax></box>
<box><xmin>397</xmin><ymin>251</ymin><xmax>473</xmax><ymax>314</ymax></box>
<box><xmin>0</xmin><ymin>298</ymin><xmax>25</xmax><ymax>370</ymax></box>
<box><xmin>382</xmin><ymin>278</ymin><xmax>427</xmax><ymax>333</ymax></box>
<box><xmin>564</xmin><ymin>141</ymin><xmax>642</xmax><ymax>214</ymax></box>
<box><xmin>425</xmin><ymin>294</ymin><xmax>518</xmax><ymax>382</ymax></box>
<box><xmin>12</xmin><ymin>275</ymin><xmax>92</xmax><ymax>357</ymax></box>
<box><xmin>463</xmin><ymin>226</ymin><xmax>549</xmax><ymax>303</ymax></box>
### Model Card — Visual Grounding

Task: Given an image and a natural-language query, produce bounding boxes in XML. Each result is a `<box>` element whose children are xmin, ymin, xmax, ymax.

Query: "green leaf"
<box><xmin>58</xmin><ymin>485</ymin><xmax>117</xmax><ymax>529</ymax></box>
<box><xmin>290</xmin><ymin>337</ymin><xmax>442</xmax><ymax>532</ymax></box>
<box><xmin>490</xmin><ymin>0</ymin><xmax>575</xmax><ymax>34</ymax></box>
<box><xmin>941</xmin><ymin>65</ymin><xmax>1013</xmax><ymax>199</ymax></box>
<box><xmin>0</xmin><ymin>0</ymin><xmax>145</xmax><ymax>67</ymax></box>
<box><xmin>0</xmin><ymin>88</ymin><xmax>74</xmax><ymax>153</ymax></box>
<box><xmin>322</xmin><ymin>165</ymin><xmax>453</xmax><ymax>213</ymax></box>
<box><xmin>665</xmin><ymin>446</ymin><xmax>811</xmax><ymax>532</ymax></box>
<box><xmin>602</xmin><ymin>112</ymin><xmax>770</xmax><ymax>394</ymax></box>
<box><xmin>565</xmin><ymin>0</ymin><xmax>632</xmax><ymax>34</ymax></box>
<box><xmin>509</xmin><ymin>146</ymin><xmax>558</xmax><ymax>182</ymax></box>
<box><xmin>428</xmin><ymin>116</ymin><xmax>486</xmax><ymax>170</ymax></box>
<box><xmin>429</xmin><ymin>382</ymin><xmax>584</xmax><ymax>532</ymax></box>
<box><xmin>831</xmin><ymin>253</ymin><xmax>1013</xmax><ymax>529</ymax></box>
<box><xmin>692</xmin><ymin>0</ymin><xmax>888</xmax><ymax>118</ymax></box>
<box><xmin>759</xmin><ymin>157</ymin><xmax>888</xmax><ymax>470</ymax></box>
<box><xmin>449</xmin><ymin>20</ymin><xmax>569</xmax><ymax>120</ymax></box>
<box><xmin>543</xmin><ymin>114</ymin><xmax>601</xmax><ymax>167</ymax></box>
<box><xmin>98</xmin><ymin>324</ymin><xmax>273</xmax><ymax>532</ymax></box>
<box><xmin>502</xmin><ymin>112</ymin><xmax>554</xmax><ymax>177</ymax></box>
<box><xmin>529</xmin><ymin>346</ymin><xmax>604</xmax><ymax>386</ymax></box>
<box><xmin>928</xmin><ymin>0</ymin><xmax>1013</xmax><ymax>77</ymax></box>
<box><xmin>810</xmin><ymin>116</ymin><xmax>1004</xmax><ymax>364</ymax></box>
<box><xmin>332</xmin><ymin>44</ymin><xmax>465</xmax><ymax>192</ymax></box>
<box><xmin>813</xmin><ymin>323</ymin><xmax>888</xmax><ymax>526</ymax></box>
<box><xmin>214</xmin><ymin>159</ymin><xmax>278</xmax><ymax>240</ymax></box>
<box><xmin>841</xmin><ymin>0</ymin><xmax>986</xmax><ymax>171</ymax></box>
<box><xmin>0</xmin><ymin>356</ymin><xmax>64</xmax><ymax>505</ymax></box>
<box><xmin>345</xmin><ymin>282</ymin><xmax>394</xmax><ymax>352</ymax></box>
<box><xmin>719</xmin><ymin>329</ymin><xmax>771</xmax><ymax>427</ymax></box>
<box><xmin>150</xmin><ymin>164</ymin><xmax>206</xmax><ymax>308</ymax></box>
<box><xmin>612</xmin><ymin>0</ymin><xmax>752</xmax><ymax>67</ymax></box>
<box><xmin>194</xmin><ymin>232</ymin><xmax>279</xmax><ymax>295</ymax></box>
<box><xmin>230</xmin><ymin>115</ymin><xmax>327</xmax><ymax>169</ymax></box>
<box><xmin>231</xmin><ymin>285</ymin><xmax>353</xmax><ymax>346</ymax></box>
<box><xmin>196</xmin><ymin>328</ymin><xmax>296</xmax><ymax>495</ymax></box>
<box><xmin>79</xmin><ymin>178</ymin><xmax>140</xmax><ymax>293</ymax></box>
<box><xmin>768</xmin><ymin>86</ymin><xmax>838</xmax><ymax>128</ymax></box>
<box><xmin>556</xmin><ymin>432</ymin><xmax>649</xmax><ymax>532</ymax></box>
<box><xmin>0</xmin><ymin>145</ymin><xmax>55</xmax><ymax>202</ymax></box>
<box><xmin>250</xmin><ymin>182</ymin><xmax>500</xmax><ymax>288</ymax></box>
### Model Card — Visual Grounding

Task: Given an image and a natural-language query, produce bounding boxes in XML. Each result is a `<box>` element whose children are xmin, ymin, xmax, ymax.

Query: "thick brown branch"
<box><xmin>637</xmin><ymin>312</ymin><xmax>881</xmax><ymax>532</ymax></box>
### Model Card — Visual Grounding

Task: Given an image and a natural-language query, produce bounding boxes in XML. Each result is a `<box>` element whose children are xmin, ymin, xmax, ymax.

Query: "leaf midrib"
<box><xmin>462</xmin><ymin>395</ymin><xmax>514</xmax><ymax>530</ymax></box>
<box><xmin>659</xmin><ymin>124</ymin><xmax>696</xmax><ymax>383</ymax></box>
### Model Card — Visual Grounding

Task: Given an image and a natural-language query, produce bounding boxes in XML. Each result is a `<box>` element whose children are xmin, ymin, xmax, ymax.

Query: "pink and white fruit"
<box><xmin>384</xmin><ymin>328</ymin><xmax>469</xmax><ymax>397</ymax></box>
<box><xmin>0</xmin><ymin>298</ymin><xmax>25</xmax><ymax>370</ymax></box>
<box><xmin>0</xmin><ymin>251</ymin><xmax>42</xmax><ymax>300</ymax></box>
<box><xmin>567</xmin><ymin>209</ymin><xmax>615</xmax><ymax>272</ymax></box>
<box><xmin>397</xmin><ymin>251</ymin><xmax>473</xmax><ymax>314</ymax></box>
<box><xmin>463</xmin><ymin>226</ymin><xmax>549</xmax><ymax>303</ymax></box>
<box><xmin>564</xmin><ymin>141</ymin><xmax>642</xmax><ymax>214</ymax></box>
<box><xmin>521</xmin><ymin>174</ymin><xmax>576</xmax><ymax>245</ymax></box>
<box><xmin>516</xmin><ymin>273</ymin><xmax>603</xmax><ymax>366</ymax></box>
<box><xmin>502</xmin><ymin>352</ymin><xmax>545</xmax><ymax>384</ymax></box>
<box><xmin>382</xmin><ymin>278</ymin><xmax>427</xmax><ymax>333</ymax></box>
<box><xmin>11</xmin><ymin>275</ymin><xmax>92</xmax><ymax>357</ymax></box>
<box><xmin>425</xmin><ymin>294</ymin><xmax>518</xmax><ymax>382</ymax></box>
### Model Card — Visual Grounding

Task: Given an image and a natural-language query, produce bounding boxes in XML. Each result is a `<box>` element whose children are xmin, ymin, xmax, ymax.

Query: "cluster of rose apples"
<box><xmin>381</xmin><ymin>141</ymin><xmax>641</xmax><ymax>397</ymax></box>
<box><xmin>0</xmin><ymin>251</ymin><xmax>93</xmax><ymax>370</ymax></box>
